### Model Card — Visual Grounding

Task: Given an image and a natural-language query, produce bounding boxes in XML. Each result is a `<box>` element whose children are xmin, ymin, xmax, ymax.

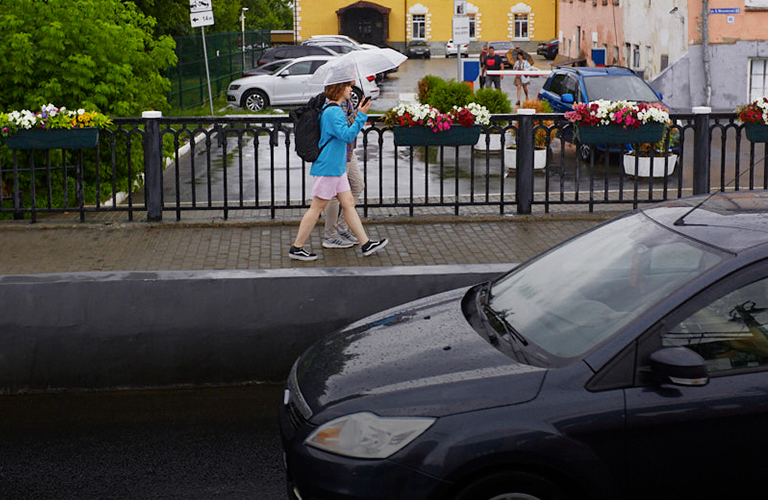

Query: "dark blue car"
<box><xmin>538</xmin><ymin>66</ymin><xmax>665</xmax><ymax>160</ymax></box>
<box><xmin>280</xmin><ymin>190</ymin><xmax>768</xmax><ymax>500</ymax></box>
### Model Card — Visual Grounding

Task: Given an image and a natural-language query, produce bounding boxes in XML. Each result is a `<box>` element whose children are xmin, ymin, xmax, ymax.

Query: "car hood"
<box><xmin>295</xmin><ymin>288</ymin><xmax>546</xmax><ymax>420</ymax></box>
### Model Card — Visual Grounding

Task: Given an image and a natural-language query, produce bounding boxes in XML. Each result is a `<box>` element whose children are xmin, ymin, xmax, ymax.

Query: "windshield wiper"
<box><xmin>482</xmin><ymin>303</ymin><xmax>529</xmax><ymax>347</ymax></box>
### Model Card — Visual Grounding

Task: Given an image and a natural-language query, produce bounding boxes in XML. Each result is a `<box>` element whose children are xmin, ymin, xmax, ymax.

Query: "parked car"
<box><xmin>301</xmin><ymin>40</ymin><xmax>359</xmax><ymax>55</ymax></box>
<box><xmin>405</xmin><ymin>40</ymin><xmax>431</xmax><ymax>59</ymax></box>
<box><xmin>445</xmin><ymin>39</ymin><xmax>468</xmax><ymax>57</ymax></box>
<box><xmin>538</xmin><ymin>65</ymin><xmax>664</xmax><ymax>160</ymax></box>
<box><xmin>302</xmin><ymin>35</ymin><xmax>378</xmax><ymax>51</ymax></box>
<box><xmin>256</xmin><ymin>45</ymin><xmax>339</xmax><ymax>67</ymax></box>
<box><xmin>241</xmin><ymin>58</ymin><xmax>292</xmax><ymax>78</ymax></box>
<box><xmin>537</xmin><ymin>38</ymin><xmax>559</xmax><ymax>60</ymax></box>
<box><xmin>281</xmin><ymin>189</ymin><xmax>768</xmax><ymax>500</ymax></box>
<box><xmin>228</xmin><ymin>55</ymin><xmax>378</xmax><ymax>112</ymax></box>
<box><xmin>486</xmin><ymin>40</ymin><xmax>516</xmax><ymax>57</ymax></box>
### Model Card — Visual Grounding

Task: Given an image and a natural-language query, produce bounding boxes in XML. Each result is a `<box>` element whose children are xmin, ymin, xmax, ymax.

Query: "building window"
<box><xmin>632</xmin><ymin>44</ymin><xmax>640</xmax><ymax>68</ymax></box>
<box><xmin>514</xmin><ymin>14</ymin><xmax>529</xmax><ymax>38</ymax></box>
<box><xmin>660</xmin><ymin>54</ymin><xmax>669</xmax><ymax>71</ymax></box>
<box><xmin>750</xmin><ymin>59</ymin><xmax>768</xmax><ymax>102</ymax></box>
<box><xmin>469</xmin><ymin>15</ymin><xmax>476</xmax><ymax>38</ymax></box>
<box><xmin>412</xmin><ymin>14</ymin><xmax>426</xmax><ymax>39</ymax></box>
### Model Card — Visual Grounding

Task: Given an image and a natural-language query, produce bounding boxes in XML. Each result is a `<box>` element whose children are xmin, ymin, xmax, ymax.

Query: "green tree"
<box><xmin>0</xmin><ymin>0</ymin><xmax>177</xmax><ymax>115</ymax></box>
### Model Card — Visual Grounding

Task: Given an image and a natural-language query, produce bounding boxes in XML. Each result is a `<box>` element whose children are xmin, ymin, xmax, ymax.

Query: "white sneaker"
<box><xmin>322</xmin><ymin>237</ymin><xmax>355</xmax><ymax>249</ymax></box>
<box><xmin>337</xmin><ymin>227</ymin><xmax>359</xmax><ymax>244</ymax></box>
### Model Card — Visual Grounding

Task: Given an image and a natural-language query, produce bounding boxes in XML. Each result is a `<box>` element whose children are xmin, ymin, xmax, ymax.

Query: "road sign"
<box><xmin>189</xmin><ymin>0</ymin><xmax>212</xmax><ymax>13</ymax></box>
<box><xmin>190</xmin><ymin>10</ymin><xmax>214</xmax><ymax>28</ymax></box>
<box><xmin>452</xmin><ymin>17</ymin><xmax>470</xmax><ymax>45</ymax></box>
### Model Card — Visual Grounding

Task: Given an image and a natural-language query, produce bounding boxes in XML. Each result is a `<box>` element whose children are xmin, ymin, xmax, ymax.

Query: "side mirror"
<box><xmin>656</xmin><ymin>91</ymin><xmax>664</xmax><ymax>101</ymax></box>
<box><xmin>561</xmin><ymin>93</ymin><xmax>574</xmax><ymax>104</ymax></box>
<box><xmin>280</xmin><ymin>70</ymin><xmax>290</xmax><ymax>77</ymax></box>
<box><xmin>650</xmin><ymin>347</ymin><xmax>709</xmax><ymax>386</ymax></box>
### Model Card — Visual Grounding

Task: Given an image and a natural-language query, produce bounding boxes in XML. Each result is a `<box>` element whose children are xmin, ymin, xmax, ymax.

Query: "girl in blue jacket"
<box><xmin>289</xmin><ymin>81</ymin><xmax>389</xmax><ymax>261</ymax></box>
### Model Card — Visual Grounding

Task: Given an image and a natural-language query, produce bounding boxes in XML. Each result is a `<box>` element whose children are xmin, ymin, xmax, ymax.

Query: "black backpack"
<box><xmin>290</xmin><ymin>92</ymin><xmax>338</xmax><ymax>163</ymax></box>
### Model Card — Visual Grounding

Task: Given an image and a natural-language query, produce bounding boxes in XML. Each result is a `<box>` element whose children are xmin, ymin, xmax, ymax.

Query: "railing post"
<box><xmin>143</xmin><ymin>111</ymin><xmax>163</xmax><ymax>222</ymax></box>
<box><xmin>692</xmin><ymin>106</ymin><xmax>711</xmax><ymax>195</ymax></box>
<box><xmin>516</xmin><ymin>109</ymin><xmax>535</xmax><ymax>215</ymax></box>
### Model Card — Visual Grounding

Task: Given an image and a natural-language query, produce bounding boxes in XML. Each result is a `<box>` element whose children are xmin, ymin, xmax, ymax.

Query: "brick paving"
<box><xmin>0</xmin><ymin>212</ymin><xmax>614</xmax><ymax>275</ymax></box>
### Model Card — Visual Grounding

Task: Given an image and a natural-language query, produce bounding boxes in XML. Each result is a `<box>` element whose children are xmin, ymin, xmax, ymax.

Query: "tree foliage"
<box><xmin>130</xmin><ymin>0</ymin><xmax>293</xmax><ymax>36</ymax></box>
<box><xmin>0</xmin><ymin>0</ymin><xmax>177</xmax><ymax>115</ymax></box>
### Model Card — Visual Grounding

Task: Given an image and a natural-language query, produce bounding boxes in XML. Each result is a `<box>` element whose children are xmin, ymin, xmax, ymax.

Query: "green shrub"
<box><xmin>472</xmin><ymin>88</ymin><xmax>512</xmax><ymax>114</ymax></box>
<box><xmin>417</xmin><ymin>75</ymin><xmax>447</xmax><ymax>105</ymax></box>
<box><xmin>429</xmin><ymin>80</ymin><xmax>474</xmax><ymax>113</ymax></box>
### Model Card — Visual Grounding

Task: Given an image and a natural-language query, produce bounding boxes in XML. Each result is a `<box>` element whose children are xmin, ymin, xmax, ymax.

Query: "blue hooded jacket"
<box><xmin>310</xmin><ymin>105</ymin><xmax>367</xmax><ymax>176</ymax></box>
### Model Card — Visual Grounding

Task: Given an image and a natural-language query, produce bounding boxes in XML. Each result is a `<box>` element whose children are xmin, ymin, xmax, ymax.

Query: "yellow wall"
<box><xmin>294</xmin><ymin>0</ymin><xmax>557</xmax><ymax>43</ymax></box>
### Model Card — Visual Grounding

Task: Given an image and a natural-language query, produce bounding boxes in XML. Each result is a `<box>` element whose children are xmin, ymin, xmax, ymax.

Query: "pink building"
<box><xmin>557</xmin><ymin>0</ymin><xmax>624</xmax><ymax>66</ymax></box>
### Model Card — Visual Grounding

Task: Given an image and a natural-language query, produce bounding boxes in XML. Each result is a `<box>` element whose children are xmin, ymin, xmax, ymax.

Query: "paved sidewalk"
<box><xmin>0</xmin><ymin>213</ymin><xmax>613</xmax><ymax>275</ymax></box>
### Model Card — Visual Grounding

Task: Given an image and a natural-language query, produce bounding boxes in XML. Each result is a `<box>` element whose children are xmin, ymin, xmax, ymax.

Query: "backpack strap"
<box><xmin>317</xmin><ymin>102</ymin><xmax>341</xmax><ymax>153</ymax></box>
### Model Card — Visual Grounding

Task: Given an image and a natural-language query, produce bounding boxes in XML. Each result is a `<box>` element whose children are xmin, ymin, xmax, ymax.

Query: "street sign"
<box><xmin>709</xmin><ymin>8</ymin><xmax>740</xmax><ymax>14</ymax></box>
<box><xmin>452</xmin><ymin>16</ymin><xmax>470</xmax><ymax>45</ymax></box>
<box><xmin>189</xmin><ymin>0</ymin><xmax>212</xmax><ymax>13</ymax></box>
<box><xmin>454</xmin><ymin>0</ymin><xmax>467</xmax><ymax>16</ymax></box>
<box><xmin>190</xmin><ymin>10</ymin><xmax>214</xmax><ymax>28</ymax></box>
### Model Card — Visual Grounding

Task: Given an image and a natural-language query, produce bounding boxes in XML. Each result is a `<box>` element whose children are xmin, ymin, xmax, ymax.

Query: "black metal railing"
<box><xmin>2</xmin><ymin>109</ymin><xmax>767</xmax><ymax>222</ymax></box>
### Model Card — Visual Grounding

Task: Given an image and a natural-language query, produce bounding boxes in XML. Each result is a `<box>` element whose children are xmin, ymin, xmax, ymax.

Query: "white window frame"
<box><xmin>510</xmin><ymin>3</ymin><xmax>532</xmax><ymax>41</ymax></box>
<box><xmin>412</xmin><ymin>14</ymin><xmax>426</xmax><ymax>39</ymax></box>
<box><xmin>749</xmin><ymin>58</ymin><xmax>768</xmax><ymax>102</ymax></box>
<box><xmin>514</xmin><ymin>14</ymin><xmax>529</xmax><ymax>39</ymax></box>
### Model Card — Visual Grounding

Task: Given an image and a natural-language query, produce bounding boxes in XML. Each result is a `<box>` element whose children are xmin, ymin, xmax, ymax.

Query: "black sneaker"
<box><xmin>361</xmin><ymin>238</ymin><xmax>388</xmax><ymax>257</ymax></box>
<box><xmin>289</xmin><ymin>246</ymin><xmax>318</xmax><ymax>261</ymax></box>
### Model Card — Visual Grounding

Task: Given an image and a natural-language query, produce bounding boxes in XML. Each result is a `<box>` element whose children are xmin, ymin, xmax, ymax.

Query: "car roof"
<box><xmin>642</xmin><ymin>190</ymin><xmax>768</xmax><ymax>253</ymax></box>
<box><xmin>552</xmin><ymin>65</ymin><xmax>640</xmax><ymax>77</ymax></box>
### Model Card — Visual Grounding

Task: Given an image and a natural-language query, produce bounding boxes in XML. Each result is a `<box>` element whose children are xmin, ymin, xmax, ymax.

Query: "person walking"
<box><xmin>484</xmin><ymin>46</ymin><xmax>504</xmax><ymax>89</ymax></box>
<box><xmin>289</xmin><ymin>81</ymin><xmax>388</xmax><ymax>261</ymax></box>
<box><xmin>512</xmin><ymin>51</ymin><xmax>533</xmax><ymax>106</ymax></box>
<box><xmin>478</xmin><ymin>44</ymin><xmax>489</xmax><ymax>89</ymax></box>
<box><xmin>321</xmin><ymin>97</ymin><xmax>365</xmax><ymax>249</ymax></box>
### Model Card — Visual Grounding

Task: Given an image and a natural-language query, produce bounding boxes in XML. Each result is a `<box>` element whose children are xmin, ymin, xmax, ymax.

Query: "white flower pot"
<box><xmin>622</xmin><ymin>154</ymin><xmax>677</xmax><ymax>177</ymax></box>
<box><xmin>504</xmin><ymin>147</ymin><xmax>547</xmax><ymax>171</ymax></box>
<box><xmin>474</xmin><ymin>132</ymin><xmax>512</xmax><ymax>153</ymax></box>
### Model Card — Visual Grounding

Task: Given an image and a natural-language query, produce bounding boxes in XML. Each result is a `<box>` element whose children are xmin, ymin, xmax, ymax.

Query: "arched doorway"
<box><xmin>337</xmin><ymin>1</ymin><xmax>390</xmax><ymax>47</ymax></box>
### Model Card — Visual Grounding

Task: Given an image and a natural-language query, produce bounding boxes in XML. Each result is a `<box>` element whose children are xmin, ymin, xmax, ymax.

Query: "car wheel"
<box><xmin>350</xmin><ymin>86</ymin><xmax>363</xmax><ymax>109</ymax></box>
<box><xmin>454</xmin><ymin>471</ymin><xmax>568</xmax><ymax>500</ymax></box>
<box><xmin>242</xmin><ymin>90</ymin><xmax>268</xmax><ymax>112</ymax></box>
<box><xmin>577</xmin><ymin>143</ymin><xmax>593</xmax><ymax>163</ymax></box>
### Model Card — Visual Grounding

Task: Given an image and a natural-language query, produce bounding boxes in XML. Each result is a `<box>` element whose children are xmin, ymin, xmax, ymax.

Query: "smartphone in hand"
<box><xmin>359</xmin><ymin>96</ymin><xmax>371</xmax><ymax>108</ymax></box>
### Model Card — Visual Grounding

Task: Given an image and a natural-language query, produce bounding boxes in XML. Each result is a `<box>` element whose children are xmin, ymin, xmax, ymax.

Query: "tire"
<box><xmin>242</xmin><ymin>90</ymin><xmax>268</xmax><ymax>112</ymax></box>
<box><xmin>350</xmin><ymin>86</ymin><xmax>363</xmax><ymax>109</ymax></box>
<box><xmin>454</xmin><ymin>471</ymin><xmax>567</xmax><ymax>500</ymax></box>
<box><xmin>577</xmin><ymin>143</ymin><xmax>593</xmax><ymax>163</ymax></box>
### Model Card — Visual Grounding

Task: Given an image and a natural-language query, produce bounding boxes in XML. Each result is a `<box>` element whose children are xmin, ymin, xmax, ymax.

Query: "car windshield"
<box><xmin>488</xmin><ymin>213</ymin><xmax>725</xmax><ymax>361</ymax></box>
<box><xmin>491</xmin><ymin>42</ymin><xmax>514</xmax><ymax>50</ymax></box>
<box><xmin>583</xmin><ymin>75</ymin><xmax>660</xmax><ymax>102</ymax></box>
<box><xmin>410</xmin><ymin>41</ymin><xmax>427</xmax><ymax>46</ymax></box>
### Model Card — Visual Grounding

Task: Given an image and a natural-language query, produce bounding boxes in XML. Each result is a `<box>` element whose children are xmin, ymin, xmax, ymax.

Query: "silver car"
<box><xmin>227</xmin><ymin>55</ymin><xmax>379</xmax><ymax>112</ymax></box>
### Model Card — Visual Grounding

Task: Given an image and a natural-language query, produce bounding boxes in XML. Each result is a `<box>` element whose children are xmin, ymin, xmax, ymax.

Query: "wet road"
<box><xmin>0</xmin><ymin>385</ymin><xmax>289</xmax><ymax>500</ymax></box>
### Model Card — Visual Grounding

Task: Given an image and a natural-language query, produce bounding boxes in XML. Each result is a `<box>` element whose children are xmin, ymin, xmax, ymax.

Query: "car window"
<box><xmin>546</xmin><ymin>74</ymin><xmax>568</xmax><ymax>95</ymax></box>
<box><xmin>564</xmin><ymin>77</ymin><xmax>582</xmax><ymax>102</ymax></box>
<box><xmin>663</xmin><ymin>276</ymin><xmax>768</xmax><ymax>374</ymax></box>
<box><xmin>488</xmin><ymin>214</ymin><xmax>724</xmax><ymax>361</ymax></box>
<box><xmin>583</xmin><ymin>75</ymin><xmax>659</xmax><ymax>102</ymax></box>
<box><xmin>284</xmin><ymin>61</ymin><xmax>314</xmax><ymax>76</ymax></box>
<box><xmin>310</xmin><ymin>60</ymin><xmax>329</xmax><ymax>73</ymax></box>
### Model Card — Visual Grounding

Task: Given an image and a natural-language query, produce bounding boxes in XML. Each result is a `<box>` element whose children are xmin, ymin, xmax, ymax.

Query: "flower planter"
<box><xmin>474</xmin><ymin>132</ymin><xmax>512</xmax><ymax>153</ymax></box>
<box><xmin>504</xmin><ymin>147</ymin><xmax>547</xmax><ymax>171</ymax></box>
<box><xmin>745</xmin><ymin>124</ymin><xmax>768</xmax><ymax>143</ymax></box>
<box><xmin>622</xmin><ymin>153</ymin><xmax>678</xmax><ymax>177</ymax></box>
<box><xmin>4</xmin><ymin>128</ymin><xmax>100</xmax><ymax>150</ymax></box>
<box><xmin>575</xmin><ymin>123</ymin><xmax>665</xmax><ymax>145</ymax></box>
<box><xmin>392</xmin><ymin>125</ymin><xmax>482</xmax><ymax>146</ymax></box>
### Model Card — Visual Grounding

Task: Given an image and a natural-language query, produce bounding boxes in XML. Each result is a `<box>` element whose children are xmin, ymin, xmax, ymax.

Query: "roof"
<box><xmin>643</xmin><ymin>191</ymin><xmax>768</xmax><ymax>253</ymax></box>
<box><xmin>553</xmin><ymin>65</ymin><xmax>639</xmax><ymax>77</ymax></box>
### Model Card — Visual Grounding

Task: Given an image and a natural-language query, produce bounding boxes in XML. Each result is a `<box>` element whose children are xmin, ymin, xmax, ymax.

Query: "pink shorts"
<box><xmin>311</xmin><ymin>173</ymin><xmax>351</xmax><ymax>200</ymax></box>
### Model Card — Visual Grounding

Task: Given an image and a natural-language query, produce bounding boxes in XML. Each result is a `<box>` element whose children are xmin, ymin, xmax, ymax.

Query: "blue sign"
<box><xmin>710</xmin><ymin>8</ymin><xmax>740</xmax><ymax>14</ymax></box>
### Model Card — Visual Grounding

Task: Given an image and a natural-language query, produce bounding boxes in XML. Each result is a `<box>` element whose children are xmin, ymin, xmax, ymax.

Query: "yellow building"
<box><xmin>292</xmin><ymin>0</ymin><xmax>557</xmax><ymax>52</ymax></box>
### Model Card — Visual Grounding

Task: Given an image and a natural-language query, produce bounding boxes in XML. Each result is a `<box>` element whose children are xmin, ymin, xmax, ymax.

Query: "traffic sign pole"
<box><xmin>190</xmin><ymin>0</ymin><xmax>215</xmax><ymax>115</ymax></box>
<box><xmin>201</xmin><ymin>26</ymin><xmax>214</xmax><ymax>115</ymax></box>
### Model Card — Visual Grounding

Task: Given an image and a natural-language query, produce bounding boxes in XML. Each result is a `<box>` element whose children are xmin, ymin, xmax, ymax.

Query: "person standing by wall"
<box><xmin>289</xmin><ymin>81</ymin><xmax>388</xmax><ymax>261</ymax></box>
<box><xmin>321</xmin><ymin>97</ymin><xmax>365</xmax><ymax>249</ymax></box>
<box><xmin>484</xmin><ymin>46</ymin><xmax>504</xmax><ymax>89</ymax></box>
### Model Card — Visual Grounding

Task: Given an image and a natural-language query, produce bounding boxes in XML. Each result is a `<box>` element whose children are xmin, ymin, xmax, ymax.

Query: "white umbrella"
<box><xmin>311</xmin><ymin>48</ymin><xmax>407</xmax><ymax>86</ymax></box>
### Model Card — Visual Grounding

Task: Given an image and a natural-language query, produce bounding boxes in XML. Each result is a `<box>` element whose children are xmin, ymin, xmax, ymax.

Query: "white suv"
<box><xmin>302</xmin><ymin>35</ymin><xmax>378</xmax><ymax>50</ymax></box>
<box><xmin>227</xmin><ymin>55</ymin><xmax>378</xmax><ymax>112</ymax></box>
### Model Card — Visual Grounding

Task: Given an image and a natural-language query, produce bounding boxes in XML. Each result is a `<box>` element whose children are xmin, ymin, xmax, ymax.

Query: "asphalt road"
<box><xmin>0</xmin><ymin>385</ymin><xmax>289</xmax><ymax>500</ymax></box>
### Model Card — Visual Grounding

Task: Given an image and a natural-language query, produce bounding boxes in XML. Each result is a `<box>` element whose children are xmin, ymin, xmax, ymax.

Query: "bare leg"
<box><xmin>337</xmin><ymin>190</ymin><xmax>369</xmax><ymax>246</ymax></box>
<box><xmin>293</xmin><ymin>197</ymin><xmax>330</xmax><ymax>248</ymax></box>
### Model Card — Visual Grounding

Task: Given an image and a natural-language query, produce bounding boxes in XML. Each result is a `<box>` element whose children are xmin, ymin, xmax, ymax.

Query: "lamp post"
<box><xmin>240</xmin><ymin>7</ymin><xmax>249</xmax><ymax>70</ymax></box>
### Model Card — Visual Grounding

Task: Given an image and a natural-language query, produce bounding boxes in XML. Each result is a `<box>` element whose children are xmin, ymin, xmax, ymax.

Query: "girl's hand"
<box><xmin>358</xmin><ymin>97</ymin><xmax>372</xmax><ymax>114</ymax></box>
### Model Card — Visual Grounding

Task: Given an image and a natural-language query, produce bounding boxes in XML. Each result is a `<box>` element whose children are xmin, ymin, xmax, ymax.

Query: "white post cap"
<box><xmin>692</xmin><ymin>106</ymin><xmax>711</xmax><ymax>114</ymax></box>
<box><xmin>516</xmin><ymin>108</ymin><xmax>536</xmax><ymax>115</ymax></box>
<box><xmin>142</xmin><ymin>111</ymin><xmax>163</xmax><ymax>118</ymax></box>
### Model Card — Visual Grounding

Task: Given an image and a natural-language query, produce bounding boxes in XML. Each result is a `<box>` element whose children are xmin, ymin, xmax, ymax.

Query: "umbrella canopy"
<box><xmin>311</xmin><ymin>48</ymin><xmax>407</xmax><ymax>86</ymax></box>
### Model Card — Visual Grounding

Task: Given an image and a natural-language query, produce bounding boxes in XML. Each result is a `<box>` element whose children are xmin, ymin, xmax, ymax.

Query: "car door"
<box><xmin>273</xmin><ymin>60</ymin><xmax>316</xmax><ymax>105</ymax></box>
<box><xmin>624</xmin><ymin>265</ymin><xmax>768</xmax><ymax>499</ymax></box>
<box><xmin>539</xmin><ymin>73</ymin><xmax>569</xmax><ymax>112</ymax></box>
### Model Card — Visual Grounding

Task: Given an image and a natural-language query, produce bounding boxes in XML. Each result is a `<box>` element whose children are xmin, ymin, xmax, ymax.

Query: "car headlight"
<box><xmin>305</xmin><ymin>412</ymin><xmax>435</xmax><ymax>459</ymax></box>
<box><xmin>229</xmin><ymin>84</ymin><xmax>240</xmax><ymax>91</ymax></box>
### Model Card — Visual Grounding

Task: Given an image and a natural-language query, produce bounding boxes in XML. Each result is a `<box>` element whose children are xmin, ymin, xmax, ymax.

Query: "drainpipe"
<box><xmin>701</xmin><ymin>0</ymin><xmax>712</xmax><ymax>106</ymax></box>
